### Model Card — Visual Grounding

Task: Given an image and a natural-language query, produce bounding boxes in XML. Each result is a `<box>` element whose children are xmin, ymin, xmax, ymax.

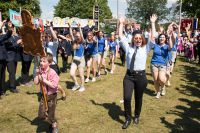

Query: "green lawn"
<box><xmin>0</xmin><ymin>53</ymin><xmax>200</xmax><ymax>133</ymax></box>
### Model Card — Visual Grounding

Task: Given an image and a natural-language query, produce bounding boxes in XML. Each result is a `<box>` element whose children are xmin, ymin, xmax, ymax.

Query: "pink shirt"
<box><xmin>40</xmin><ymin>68</ymin><xmax>59</xmax><ymax>95</ymax></box>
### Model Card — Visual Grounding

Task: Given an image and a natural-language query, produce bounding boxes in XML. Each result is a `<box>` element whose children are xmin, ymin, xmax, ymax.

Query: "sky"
<box><xmin>40</xmin><ymin>0</ymin><xmax>178</xmax><ymax>20</ymax></box>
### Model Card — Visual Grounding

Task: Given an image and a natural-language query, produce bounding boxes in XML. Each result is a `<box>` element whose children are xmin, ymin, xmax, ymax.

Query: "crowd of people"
<box><xmin>1</xmin><ymin>13</ymin><xmax>200</xmax><ymax>132</ymax></box>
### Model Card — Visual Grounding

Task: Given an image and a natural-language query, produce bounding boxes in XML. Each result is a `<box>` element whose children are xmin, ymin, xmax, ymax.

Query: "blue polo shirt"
<box><xmin>98</xmin><ymin>37</ymin><xmax>106</xmax><ymax>53</ymax></box>
<box><xmin>86</xmin><ymin>41</ymin><xmax>98</xmax><ymax>56</ymax></box>
<box><xmin>151</xmin><ymin>42</ymin><xmax>170</xmax><ymax>65</ymax></box>
<box><xmin>74</xmin><ymin>44</ymin><xmax>84</xmax><ymax>57</ymax></box>
<box><xmin>109</xmin><ymin>41</ymin><xmax>117</xmax><ymax>52</ymax></box>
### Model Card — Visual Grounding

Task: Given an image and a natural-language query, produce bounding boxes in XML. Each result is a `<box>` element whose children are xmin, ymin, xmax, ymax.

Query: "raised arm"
<box><xmin>68</xmin><ymin>23</ymin><xmax>74</xmax><ymax>41</ymax></box>
<box><xmin>78</xmin><ymin>23</ymin><xmax>84</xmax><ymax>41</ymax></box>
<box><xmin>49</xmin><ymin>26</ymin><xmax>58</xmax><ymax>40</ymax></box>
<box><xmin>167</xmin><ymin>24</ymin><xmax>174</xmax><ymax>50</ymax></box>
<box><xmin>185</xmin><ymin>23</ymin><xmax>191</xmax><ymax>39</ymax></box>
<box><xmin>119</xmin><ymin>17</ymin><xmax>125</xmax><ymax>39</ymax></box>
<box><xmin>57</xmin><ymin>34</ymin><xmax>67</xmax><ymax>40</ymax></box>
<box><xmin>150</xmin><ymin>14</ymin><xmax>158</xmax><ymax>42</ymax></box>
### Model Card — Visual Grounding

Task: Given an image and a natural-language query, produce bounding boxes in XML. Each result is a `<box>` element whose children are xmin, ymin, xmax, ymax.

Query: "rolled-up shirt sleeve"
<box><xmin>119</xmin><ymin>36</ymin><xmax>129</xmax><ymax>52</ymax></box>
<box><xmin>146</xmin><ymin>40</ymin><xmax>155</xmax><ymax>53</ymax></box>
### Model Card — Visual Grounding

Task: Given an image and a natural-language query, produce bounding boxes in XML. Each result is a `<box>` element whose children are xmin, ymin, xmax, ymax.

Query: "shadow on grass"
<box><xmin>90</xmin><ymin>100</ymin><xmax>124</xmax><ymax>124</ymax></box>
<box><xmin>160</xmin><ymin>57</ymin><xmax>200</xmax><ymax>132</ymax></box>
<box><xmin>65</xmin><ymin>81</ymin><xmax>74</xmax><ymax>89</ymax></box>
<box><xmin>145</xmin><ymin>87</ymin><xmax>155</xmax><ymax>96</ymax></box>
<box><xmin>17</xmin><ymin>114</ymin><xmax>50</xmax><ymax>133</ymax></box>
<box><xmin>160</xmin><ymin>98</ymin><xmax>200</xmax><ymax>132</ymax></box>
<box><xmin>26</xmin><ymin>91</ymin><xmax>41</xmax><ymax>102</ymax></box>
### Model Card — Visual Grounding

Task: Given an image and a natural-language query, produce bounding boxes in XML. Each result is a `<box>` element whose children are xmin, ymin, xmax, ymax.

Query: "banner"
<box><xmin>53</xmin><ymin>17</ymin><xmax>95</xmax><ymax>28</ymax></box>
<box><xmin>0</xmin><ymin>11</ymin><xmax>2</xmax><ymax>22</ymax></box>
<box><xmin>9</xmin><ymin>9</ymin><xmax>22</xmax><ymax>27</ymax></box>
<box><xmin>181</xmin><ymin>19</ymin><xmax>193</xmax><ymax>31</ymax></box>
<box><xmin>193</xmin><ymin>18</ymin><xmax>198</xmax><ymax>30</ymax></box>
<box><xmin>34</xmin><ymin>18</ymin><xmax>44</xmax><ymax>32</ymax></box>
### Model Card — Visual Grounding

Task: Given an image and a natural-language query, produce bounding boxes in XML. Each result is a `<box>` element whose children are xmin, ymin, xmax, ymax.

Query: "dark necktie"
<box><xmin>130</xmin><ymin>46</ymin><xmax>139</xmax><ymax>72</ymax></box>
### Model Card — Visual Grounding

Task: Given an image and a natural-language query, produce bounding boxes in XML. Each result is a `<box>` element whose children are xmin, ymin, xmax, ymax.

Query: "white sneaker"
<box><xmin>105</xmin><ymin>69</ymin><xmax>108</xmax><ymax>75</ymax></box>
<box><xmin>110</xmin><ymin>70</ymin><xmax>113</xmax><ymax>74</ymax></box>
<box><xmin>120</xmin><ymin>99</ymin><xmax>124</xmax><ymax>103</ymax></box>
<box><xmin>79</xmin><ymin>86</ymin><xmax>85</xmax><ymax>92</ymax></box>
<box><xmin>165</xmin><ymin>80</ymin><xmax>171</xmax><ymax>87</ymax></box>
<box><xmin>72</xmin><ymin>84</ymin><xmax>80</xmax><ymax>91</ymax></box>
<box><xmin>161</xmin><ymin>85</ymin><xmax>166</xmax><ymax>96</ymax></box>
<box><xmin>156</xmin><ymin>92</ymin><xmax>161</xmax><ymax>99</ymax></box>
<box><xmin>85</xmin><ymin>78</ymin><xmax>90</xmax><ymax>83</ymax></box>
<box><xmin>92</xmin><ymin>77</ymin><xmax>96</xmax><ymax>82</ymax></box>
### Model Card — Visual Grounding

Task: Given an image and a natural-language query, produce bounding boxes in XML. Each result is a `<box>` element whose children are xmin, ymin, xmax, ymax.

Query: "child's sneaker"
<box><xmin>85</xmin><ymin>78</ymin><xmax>90</xmax><ymax>83</ymax></box>
<box><xmin>92</xmin><ymin>77</ymin><xmax>96</xmax><ymax>82</ymax></box>
<box><xmin>72</xmin><ymin>84</ymin><xmax>80</xmax><ymax>91</ymax></box>
<box><xmin>79</xmin><ymin>86</ymin><xmax>85</xmax><ymax>92</ymax></box>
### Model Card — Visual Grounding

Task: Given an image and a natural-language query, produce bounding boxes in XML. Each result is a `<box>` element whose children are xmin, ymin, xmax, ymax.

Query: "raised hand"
<box><xmin>159</xmin><ymin>26</ymin><xmax>164</xmax><ymax>33</ymax></box>
<box><xmin>167</xmin><ymin>25</ymin><xmax>173</xmax><ymax>36</ymax></box>
<box><xmin>185</xmin><ymin>23</ymin><xmax>191</xmax><ymax>31</ymax></box>
<box><xmin>150</xmin><ymin>14</ymin><xmax>157</xmax><ymax>23</ymax></box>
<box><xmin>119</xmin><ymin>17</ymin><xmax>125</xmax><ymax>24</ymax></box>
<box><xmin>77</xmin><ymin>23</ymin><xmax>81</xmax><ymax>28</ymax></box>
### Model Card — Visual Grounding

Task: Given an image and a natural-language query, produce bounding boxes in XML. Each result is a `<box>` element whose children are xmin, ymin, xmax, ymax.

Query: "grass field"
<box><xmin>0</xmin><ymin>53</ymin><xmax>200</xmax><ymax>133</ymax></box>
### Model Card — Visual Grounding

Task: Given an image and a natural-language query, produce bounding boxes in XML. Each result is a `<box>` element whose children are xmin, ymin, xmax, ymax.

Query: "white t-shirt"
<box><xmin>46</xmin><ymin>40</ymin><xmax>59</xmax><ymax>64</ymax></box>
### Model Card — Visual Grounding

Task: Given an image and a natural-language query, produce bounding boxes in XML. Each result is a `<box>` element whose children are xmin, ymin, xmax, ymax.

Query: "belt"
<box><xmin>127</xmin><ymin>69</ymin><xmax>145</xmax><ymax>75</ymax></box>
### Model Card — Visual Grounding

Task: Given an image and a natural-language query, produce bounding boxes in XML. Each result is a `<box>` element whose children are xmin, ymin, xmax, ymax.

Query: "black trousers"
<box><xmin>6</xmin><ymin>61</ymin><xmax>17</xmax><ymax>90</ymax></box>
<box><xmin>119</xmin><ymin>48</ymin><xmax>125</xmax><ymax>66</ymax></box>
<box><xmin>0</xmin><ymin>60</ymin><xmax>6</xmax><ymax>94</ymax></box>
<box><xmin>123</xmin><ymin>70</ymin><xmax>147</xmax><ymax>120</ymax></box>
<box><xmin>21</xmin><ymin>60</ymin><xmax>32</xmax><ymax>83</ymax></box>
<box><xmin>61</xmin><ymin>54</ymin><xmax>68</xmax><ymax>71</ymax></box>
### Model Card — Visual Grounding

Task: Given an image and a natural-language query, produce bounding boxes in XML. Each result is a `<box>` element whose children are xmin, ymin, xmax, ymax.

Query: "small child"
<box><xmin>34</xmin><ymin>54</ymin><xmax>59</xmax><ymax>133</ymax></box>
<box><xmin>47</xmin><ymin>52</ymin><xmax>66</xmax><ymax>100</ymax></box>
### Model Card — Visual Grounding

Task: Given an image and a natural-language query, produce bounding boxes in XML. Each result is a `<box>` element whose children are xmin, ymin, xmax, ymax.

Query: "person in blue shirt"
<box><xmin>108</xmin><ymin>34</ymin><xmax>117</xmax><ymax>74</ymax></box>
<box><xmin>84</xmin><ymin>31</ymin><xmax>98</xmax><ymax>83</ymax></box>
<box><xmin>97</xmin><ymin>31</ymin><xmax>108</xmax><ymax>76</ymax></box>
<box><xmin>69</xmin><ymin>23</ymin><xmax>86</xmax><ymax>92</ymax></box>
<box><xmin>150</xmin><ymin>17</ymin><xmax>174</xmax><ymax>99</ymax></box>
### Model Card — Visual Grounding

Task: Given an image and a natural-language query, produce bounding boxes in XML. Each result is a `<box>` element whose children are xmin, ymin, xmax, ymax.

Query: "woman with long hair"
<box><xmin>150</xmin><ymin>16</ymin><xmax>174</xmax><ymax>99</ymax></box>
<box><xmin>84</xmin><ymin>31</ymin><xmax>98</xmax><ymax>83</ymax></box>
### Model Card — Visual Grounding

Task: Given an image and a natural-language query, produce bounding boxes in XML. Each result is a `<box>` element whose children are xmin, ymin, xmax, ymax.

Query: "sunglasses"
<box><xmin>159</xmin><ymin>36</ymin><xmax>166</xmax><ymax>39</ymax></box>
<box><xmin>134</xmin><ymin>37</ymin><xmax>142</xmax><ymax>41</ymax></box>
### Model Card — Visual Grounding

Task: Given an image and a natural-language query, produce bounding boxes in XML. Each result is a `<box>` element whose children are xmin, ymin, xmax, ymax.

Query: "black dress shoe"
<box><xmin>10</xmin><ymin>89</ymin><xmax>19</xmax><ymax>93</ymax></box>
<box><xmin>122</xmin><ymin>120</ymin><xmax>131</xmax><ymax>129</ymax></box>
<box><xmin>133</xmin><ymin>117</ymin><xmax>139</xmax><ymax>124</ymax></box>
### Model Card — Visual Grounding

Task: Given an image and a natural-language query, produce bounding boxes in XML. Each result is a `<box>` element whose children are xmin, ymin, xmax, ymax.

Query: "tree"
<box><xmin>54</xmin><ymin>0</ymin><xmax>112</xmax><ymax>21</ymax></box>
<box><xmin>176</xmin><ymin>0</ymin><xmax>200</xmax><ymax>18</ymax></box>
<box><xmin>0</xmin><ymin>0</ymin><xmax>41</xmax><ymax>20</ymax></box>
<box><xmin>126</xmin><ymin>0</ymin><xmax>169</xmax><ymax>27</ymax></box>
